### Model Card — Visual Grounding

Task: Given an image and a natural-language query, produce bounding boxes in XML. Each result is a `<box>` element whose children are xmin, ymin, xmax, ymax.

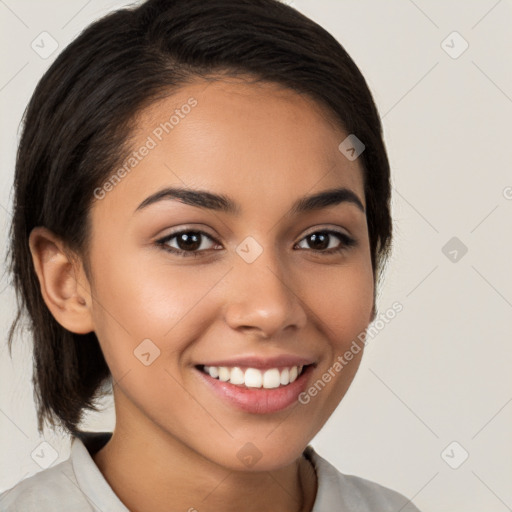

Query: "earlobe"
<box><xmin>28</xmin><ymin>226</ymin><xmax>94</xmax><ymax>334</ymax></box>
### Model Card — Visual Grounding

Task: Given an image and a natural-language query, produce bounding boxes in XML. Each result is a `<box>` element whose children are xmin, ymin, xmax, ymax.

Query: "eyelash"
<box><xmin>155</xmin><ymin>229</ymin><xmax>357</xmax><ymax>258</ymax></box>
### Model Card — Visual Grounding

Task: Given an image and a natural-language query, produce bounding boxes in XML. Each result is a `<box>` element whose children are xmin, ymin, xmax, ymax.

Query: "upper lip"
<box><xmin>196</xmin><ymin>354</ymin><xmax>317</xmax><ymax>370</ymax></box>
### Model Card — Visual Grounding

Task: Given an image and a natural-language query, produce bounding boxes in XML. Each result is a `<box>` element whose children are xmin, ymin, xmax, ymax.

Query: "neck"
<box><xmin>92</xmin><ymin>419</ymin><xmax>317</xmax><ymax>512</ymax></box>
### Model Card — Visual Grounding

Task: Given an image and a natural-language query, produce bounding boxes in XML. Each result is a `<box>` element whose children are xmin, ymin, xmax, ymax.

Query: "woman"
<box><xmin>1</xmin><ymin>0</ymin><xmax>421</xmax><ymax>510</ymax></box>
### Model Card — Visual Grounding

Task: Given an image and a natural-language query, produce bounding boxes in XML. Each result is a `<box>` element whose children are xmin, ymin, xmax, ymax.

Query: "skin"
<box><xmin>29</xmin><ymin>76</ymin><xmax>375</xmax><ymax>512</ymax></box>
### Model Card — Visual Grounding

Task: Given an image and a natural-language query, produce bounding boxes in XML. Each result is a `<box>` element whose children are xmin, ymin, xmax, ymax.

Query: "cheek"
<box><xmin>305</xmin><ymin>258</ymin><xmax>374</xmax><ymax>347</ymax></box>
<box><xmin>296</xmin><ymin>258</ymin><xmax>374</xmax><ymax>419</ymax></box>
<box><xmin>89</xmin><ymin>247</ymin><xmax>228</xmax><ymax>363</ymax></box>
<box><xmin>90</xmin><ymin>239</ymin><xmax>374</xmax><ymax>366</ymax></box>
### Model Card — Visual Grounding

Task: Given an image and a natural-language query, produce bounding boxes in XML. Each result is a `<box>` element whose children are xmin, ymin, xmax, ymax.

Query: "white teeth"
<box><xmin>229</xmin><ymin>367</ymin><xmax>245</xmax><ymax>385</ymax></box>
<box><xmin>201</xmin><ymin>365</ymin><xmax>305</xmax><ymax>388</ymax></box>
<box><xmin>218</xmin><ymin>366</ymin><xmax>230</xmax><ymax>381</ymax></box>
<box><xmin>262</xmin><ymin>368</ymin><xmax>281</xmax><ymax>389</ymax></box>
<box><xmin>244</xmin><ymin>368</ymin><xmax>262</xmax><ymax>388</ymax></box>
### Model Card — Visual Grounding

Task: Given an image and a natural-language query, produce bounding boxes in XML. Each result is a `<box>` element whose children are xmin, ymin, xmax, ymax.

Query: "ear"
<box><xmin>28</xmin><ymin>226</ymin><xmax>94</xmax><ymax>334</ymax></box>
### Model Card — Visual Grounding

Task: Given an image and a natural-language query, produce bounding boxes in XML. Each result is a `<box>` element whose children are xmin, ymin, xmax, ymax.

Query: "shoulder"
<box><xmin>0</xmin><ymin>458</ymin><xmax>92</xmax><ymax>511</ymax></box>
<box><xmin>305</xmin><ymin>446</ymin><xmax>422</xmax><ymax>512</ymax></box>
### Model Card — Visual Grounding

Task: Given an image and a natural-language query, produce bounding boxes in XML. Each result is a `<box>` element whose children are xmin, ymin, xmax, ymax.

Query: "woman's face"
<box><xmin>84</xmin><ymin>76</ymin><xmax>374</xmax><ymax>471</ymax></box>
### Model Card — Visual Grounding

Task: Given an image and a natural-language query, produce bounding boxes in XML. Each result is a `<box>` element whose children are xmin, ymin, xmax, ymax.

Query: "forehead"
<box><xmin>93</xmin><ymin>76</ymin><xmax>365</xmax><ymax>222</ymax></box>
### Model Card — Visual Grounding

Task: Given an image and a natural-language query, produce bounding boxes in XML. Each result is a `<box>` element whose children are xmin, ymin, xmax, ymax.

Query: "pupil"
<box><xmin>309</xmin><ymin>232</ymin><xmax>328</xmax><ymax>250</ymax></box>
<box><xmin>178</xmin><ymin>232</ymin><xmax>201</xmax><ymax>251</ymax></box>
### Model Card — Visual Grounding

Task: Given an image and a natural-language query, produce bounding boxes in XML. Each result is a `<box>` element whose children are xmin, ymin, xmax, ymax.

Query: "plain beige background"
<box><xmin>1</xmin><ymin>1</ymin><xmax>511</xmax><ymax>510</ymax></box>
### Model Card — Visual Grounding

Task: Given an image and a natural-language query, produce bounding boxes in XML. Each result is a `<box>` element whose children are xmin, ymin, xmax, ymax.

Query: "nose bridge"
<box><xmin>223</xmin><ymin>237</ymin><xmax>306</xmax><ymax>337</ymax></box>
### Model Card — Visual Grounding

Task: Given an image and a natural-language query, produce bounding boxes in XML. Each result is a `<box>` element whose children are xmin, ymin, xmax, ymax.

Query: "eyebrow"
<box><xmin>134</xmin><ymin>186</ymin><xmax>365</xmax><ymax>216</ymax></box>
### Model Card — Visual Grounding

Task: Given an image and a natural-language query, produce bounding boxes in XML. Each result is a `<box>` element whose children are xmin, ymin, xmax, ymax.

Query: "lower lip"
<box><xmin>195</xmin><ymin>365</ymin><xmax>314</xmax><ymax>414</ymax></box>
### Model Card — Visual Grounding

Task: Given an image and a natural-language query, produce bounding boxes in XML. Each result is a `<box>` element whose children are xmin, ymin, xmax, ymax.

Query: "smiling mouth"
<box><xmin>196</xmin><ymin>364</ymin><xmax>311</xmax><ymax>389</ymax></box>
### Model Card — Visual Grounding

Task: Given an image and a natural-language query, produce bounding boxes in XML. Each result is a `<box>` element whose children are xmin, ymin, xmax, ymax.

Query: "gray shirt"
<box><xmin>0</xmin><ymin>432</ymin><xmax>421</xmax><ymax>511</ymax></box>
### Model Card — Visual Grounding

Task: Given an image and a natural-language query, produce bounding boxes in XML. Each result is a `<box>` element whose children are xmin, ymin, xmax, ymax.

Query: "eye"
<box><xmin>156</xmin><ymin>230</ymin><xmax>220</xmax><ymax>258</ymax></box>
<box><xmin>295</xmin><ymin>230</ymin><xmax>356</xmax><ymax>254</ymax></box>
<box><xmin>156</xmin><ymin>228</ymin><xmax>357</xmax><ymax>258</ymax></box>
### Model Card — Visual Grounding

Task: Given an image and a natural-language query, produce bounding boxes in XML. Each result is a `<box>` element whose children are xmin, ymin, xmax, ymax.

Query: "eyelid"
<box><xmin>155</xmin><ymin>228</ymin><xmax>220</xmax><ymax>247</ymax></box>
<box><xmin>300</xmin><ymin>224</ymin><xmax>352</xmax><ymax>239</ymax></box>
<box><xmin>155</xmin><ymin>224</ymin><xmax>352</xmax><ymax>245</ymax></box>
<box><xmin>155</xmin><ymin>225</ymin><xmax>356</xmax><ymax>260</ymax></box>
<box><xmin>155</xmin><ymin>224</ymin><xmax>217</xmax><ymax>241</ymax></box>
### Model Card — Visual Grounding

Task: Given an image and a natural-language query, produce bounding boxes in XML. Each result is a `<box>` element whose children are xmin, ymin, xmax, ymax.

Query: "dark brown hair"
<box><xmin>7</xmin><ymin>0</ymin><xmax>393</xmax><ymax>436</ymax></box>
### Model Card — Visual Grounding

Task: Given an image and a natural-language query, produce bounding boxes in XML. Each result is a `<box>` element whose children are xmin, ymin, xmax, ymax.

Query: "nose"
<box><xmin>223</xmin><ymin>248</ymin><xmax>308</xmax><ymax>339</ymax></box>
